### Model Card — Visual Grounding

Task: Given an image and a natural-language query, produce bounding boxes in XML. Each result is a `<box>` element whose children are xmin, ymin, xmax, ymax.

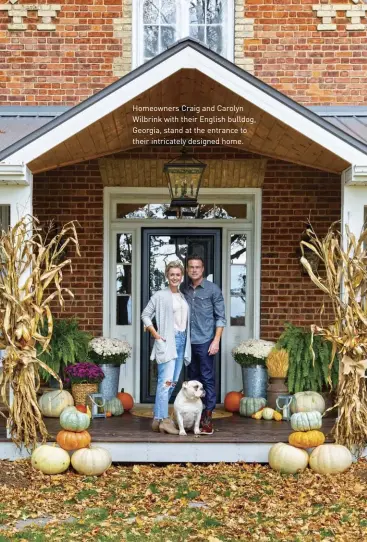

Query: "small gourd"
<box><xmin>273</xmin><ymin>411</ymin><xmax>282</xmax><ymax>421</ymax></box>
<box><xmin>262</xmin><ymin>407</ymin><xmax>275</xmax><ymax>420</ymax></box>
<box><xmin>291</xmin><ymin>411</ymin><xmax>322</xmax><ymax>432</ymax></box>
<box><xmin>60</xmin><ymin>407</ymin><xmax>90</xmax><ymax>432</ymax></box>
<box><xmin>251</xmin><ymin>408</ymin><xmax>264</xmax><ymax>420</ymax></box>
<box><xmin>105</xmin><ymin>398</ymin><xmax>124</xmax><ymax>416</ymax></box>
<box><xmin>288</xmin><ymin>430</ymin><xmax>325</xmax><ymax>449</ymax></box>
<box><xmin>240</xmin><ymin>397</ymin><xmax>267</xmax><ymax>417</ymax></box>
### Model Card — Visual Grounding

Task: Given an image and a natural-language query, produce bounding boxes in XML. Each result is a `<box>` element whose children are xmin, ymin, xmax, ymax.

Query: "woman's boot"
<box><xmin>159</xmin><ymin>418</ymin><xmax>179</xmax><ymax>434</ymax></box>
<box><xmin>152</xmin><ymin>419</ymin><xmax>160</xmax><ymax>432</ymax></box>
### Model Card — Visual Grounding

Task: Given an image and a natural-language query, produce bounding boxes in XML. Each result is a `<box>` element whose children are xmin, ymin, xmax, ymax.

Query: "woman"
<box><xmin>141</xmin><ymin>260</ymin><xmax>191</xmax><ymax>434</ymax></box>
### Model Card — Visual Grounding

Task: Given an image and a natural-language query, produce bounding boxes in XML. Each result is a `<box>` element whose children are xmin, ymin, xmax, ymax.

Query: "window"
<box><xmin>0</xmin><ymin>205</ymin><xmax>10</xmax><ymax>232</ymax></box>
<box><xmin>136</xmin><ymin>0</ymin><xmax>233</xmax><ymax>66</ymax></box>
<box><xmin>230</xmin><ymin>233</ymin><xmax>246</xmax><ymax>326</ymax></box>
<box><xmin>116</xmin><ymin>202</ymin><xmax>246</xmax><ymax>219</ymax></box>
<box><xmin>116</xmin><ymin>234</ymin><xmax>133</xmax><ymax>325</ymax></box>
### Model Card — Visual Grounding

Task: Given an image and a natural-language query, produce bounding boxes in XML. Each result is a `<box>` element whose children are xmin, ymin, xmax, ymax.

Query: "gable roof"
<box><xmin>1</xmin><ymin>38</ymin><xmax>367</xmax><ymax>171</ymax></box>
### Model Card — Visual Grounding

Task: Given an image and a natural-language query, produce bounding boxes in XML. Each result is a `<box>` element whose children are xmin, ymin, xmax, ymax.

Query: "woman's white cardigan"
<box><xmin>141</xmin><ymin>288</ymin><xmax>191</xmax><ymax>365</ymax></box>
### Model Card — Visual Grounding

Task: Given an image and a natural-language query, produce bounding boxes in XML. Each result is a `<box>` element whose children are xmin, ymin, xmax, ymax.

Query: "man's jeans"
<box><xmin>154</xmin><ymin>331</ymin><xmax>186</xmax><ymax>420</ymax></box>
<box><xmin>188</xmin><ymin>339</ymin><xmax>216</xmax><ymax>412</ymax></box>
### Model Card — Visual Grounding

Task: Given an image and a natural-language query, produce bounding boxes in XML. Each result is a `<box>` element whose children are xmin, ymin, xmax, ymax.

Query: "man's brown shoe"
<box><xmin>159</xmin><ymin>418</ymin><xmax>179</xmax><ymax>435</ymax></box>
<box><xmin>200</xmin><ymin>410</ymin><xmax>214</xmax><ymax>435</ymax></box>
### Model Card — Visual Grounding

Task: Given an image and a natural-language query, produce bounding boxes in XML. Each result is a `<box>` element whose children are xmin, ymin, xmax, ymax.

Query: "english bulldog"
<box><xmin>173</xmin><ymin>380</ymin><xmax>205</xmax><ymax>436</ymax></box>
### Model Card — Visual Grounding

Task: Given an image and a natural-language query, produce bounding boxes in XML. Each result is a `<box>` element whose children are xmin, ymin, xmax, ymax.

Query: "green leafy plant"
<box><xmin>38</xmin><ymin>318</ymin><xmax>92</xmax><ymax>383</ymax></box>
<box><xmin>276</xmin><ymin>323</ymin><xmax>338</xmax><ymax>393</ymax></box>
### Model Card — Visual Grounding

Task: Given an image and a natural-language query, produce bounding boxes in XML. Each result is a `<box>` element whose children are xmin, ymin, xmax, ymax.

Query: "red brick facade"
<box><xmin>245</xmin><ymin>0</ymin><xmax>367</xmax><ymax>104</ymax></box>
<box><xmin>33</xmin><ymin>155</ymin><xmax>340</xmax><ymax>339</ymax></box>
<box><xmin>0</xmin><ymin>0</ymin><xmax>366</xmax><ymax>105</ymax></box>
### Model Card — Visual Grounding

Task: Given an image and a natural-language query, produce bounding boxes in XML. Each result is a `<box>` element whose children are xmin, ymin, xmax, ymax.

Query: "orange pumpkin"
<box><xmin>224</xmin><ymin>391</ymin><xmax>244</xmax><ymax>412</ymax></box>
<box><xmin>56</xmin><ymin>430</ymin><xmax>91</xmax><ymax>451</ymax></box>
<box><xmin>106</xmin><ymin>412</ymin><xmax>112</xmax><ymax>418</ymax></box>
<box><xmin>116</xmin><ymin>389</ymin><xmax>134</xmax><ymax>411</ymax></box>
<box><xmin>76</xmin><ymin>405</ymin><xmax>87</xmax><ymax>413</ymax></box>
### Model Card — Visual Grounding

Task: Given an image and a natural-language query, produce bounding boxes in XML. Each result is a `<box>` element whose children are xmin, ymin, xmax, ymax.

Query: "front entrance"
<box><xmin>141</xmin><ymin>228</ymin><xmax>222</xmax><ymax>403</ymax></box>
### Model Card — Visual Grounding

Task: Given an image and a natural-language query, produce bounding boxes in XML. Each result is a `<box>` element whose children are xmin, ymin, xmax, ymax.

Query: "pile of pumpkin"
<box><xmin>32</xmin><ymin>405</ymin><xmax>112</xmax><ymax>476</ymax></box>
<box><xmin>33</xmin><ymin>388</ymin><xmax>135</xmax><ymax>476</ymax></box>
<box><xmin>268</xmin><ymin>391</ymin><xmax>353</xmax><ymax>475</ymax></box>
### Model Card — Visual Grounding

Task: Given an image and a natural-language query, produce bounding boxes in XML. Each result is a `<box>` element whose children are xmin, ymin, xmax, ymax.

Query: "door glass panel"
<box><xmin>117</xmin><ymin>234</ymin><xmax>132</xmax><ymax>263</ymax></box>
<box><xmin>116</xmin><ymin>265</ymin><xmax>132</xmax><ymax>295</ymax></box>
<box><xmin>230</xmin><ymin>265</ymin><xmax>246</xmax><ymax>296</ymax></box>
<box><xmin>230</xmin><ymin>234</ymin><xmax>247</xmax><ymax>264</ymax></box>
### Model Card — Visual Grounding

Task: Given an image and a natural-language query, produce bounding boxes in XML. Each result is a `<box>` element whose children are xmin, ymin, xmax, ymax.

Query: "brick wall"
<box><xmin>261</xmin><ymin>161</ymin><xmax>340</xmax><ymax>340</ymax></box>
<box><xmin>245</xmin><ymin>0</ymin><xmax>367</xmax><ymax>104</ymax></box>
<box><xmin>33</xmin><ymin>161</ymin><xmax>104</xmax><ymax>333</ymax></box>
<box><xmin>33</xmin><ymin>154</ymin><xmax>341</xmax><ymax>340</ymax></box>
<box><xmin>0</xmin><ymin>0</ymin><xmax>122</xmax><ymax>105</ymax></box>
<box><xmin>0</xmin><ymin>0</ymin><xmax>366</xmax><ymax>106</ymax></box>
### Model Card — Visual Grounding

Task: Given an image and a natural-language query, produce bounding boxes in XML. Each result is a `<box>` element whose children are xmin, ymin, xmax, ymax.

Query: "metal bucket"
<box><xmin>241</xmin><ymin>365</ymin><xmax>268</xmax><ymax>398</ymax></box>
<box><xmin>98</xmin><ymin>364</ymin><xmax>120</xmax><ymax>401</ymax></box>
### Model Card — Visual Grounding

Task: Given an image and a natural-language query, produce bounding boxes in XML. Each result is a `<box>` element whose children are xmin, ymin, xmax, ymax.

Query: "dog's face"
<box><xmin>181</xmin><ymin>380</ymin><xmax>205</xmax><ymax>400</ymax></box>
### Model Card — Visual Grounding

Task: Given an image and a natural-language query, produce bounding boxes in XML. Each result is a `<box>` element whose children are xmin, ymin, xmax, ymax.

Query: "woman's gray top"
<box><xmin>141</xmin><ymin>288</ymin><xmax>191</xmax><ymax>365</ymax></box>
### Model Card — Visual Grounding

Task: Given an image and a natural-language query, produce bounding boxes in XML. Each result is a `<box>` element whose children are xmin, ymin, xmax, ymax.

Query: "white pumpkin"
<box><xmin>268</xmin><ymin>442</ymin><xmax>309</xmax><ymax>474</ymax></box>
<box><xmin>31</xmin><ymin>444</ymin><xmax>70</xmax><ymax>474</ymax></box>
<box><xmin>290</xmin><ymin>391</ymin><xmax>325</xmax><ymax>414</ymax></box>
<box><xmin>38</xmin><ymin>390</ymin><xmax>74</xmax><ymax>417</ymax></box>
<box><xmin>309</xmin><ymin>444</ymin><xmax>353</xmax><ymax>474</ymax></box>
<box><xmin>262</xmin><ymin>407</ymin><xmax>275</xmax><ymax>421</ymax></box>
<box><xmin>290</xmin><ymin>411</ymin><xmax>322</xmax><ymax>432</ymax></box>
<box><xmin>71</xmin><ymin>446</ymin><xmax>112</xmax><ymax>476</ymax></box>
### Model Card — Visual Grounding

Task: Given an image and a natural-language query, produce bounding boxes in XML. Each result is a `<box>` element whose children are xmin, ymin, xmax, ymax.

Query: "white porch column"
<box><xmin>0</xmin><ymin>166</ymin><xmax>33</xmax><ymax>439</ymax></box>
<box><xmin>341</xmin><ymin>171</ymin><xmax>367</xmax><ymax>240</ymax></box>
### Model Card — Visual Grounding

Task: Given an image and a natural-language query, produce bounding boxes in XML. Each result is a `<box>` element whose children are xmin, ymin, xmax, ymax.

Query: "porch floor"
<box><xmin>0</xmin><ymin>408</ymin><xmax>336</xmax><ymax>463</ymax></box>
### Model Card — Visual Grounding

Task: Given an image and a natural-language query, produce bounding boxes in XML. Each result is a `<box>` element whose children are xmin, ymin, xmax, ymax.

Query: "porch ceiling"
<box><xmin>28</xmin><ymin>69</ymin><xmax>349</xmax><ymax>175</ymax></box>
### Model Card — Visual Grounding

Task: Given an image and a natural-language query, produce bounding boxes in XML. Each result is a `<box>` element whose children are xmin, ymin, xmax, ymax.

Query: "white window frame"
<box><xmin>132</xmin><ymin>0</ymin><xmax>234</xmax><ymax>69</ymax></box>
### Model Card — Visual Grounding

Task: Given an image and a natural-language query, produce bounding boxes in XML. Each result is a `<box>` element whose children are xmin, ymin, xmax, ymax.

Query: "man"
<box><xmin>180</xmin><ymin>254</ymin><xmax>226</xmax><ymax>434</ymax></box>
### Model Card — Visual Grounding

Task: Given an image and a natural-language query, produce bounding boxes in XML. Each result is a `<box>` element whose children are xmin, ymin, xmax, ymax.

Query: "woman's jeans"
<box><xmin>154</xmin><ymin>331</ymin><xmax>186</xmax><ymax>420</ymax></box>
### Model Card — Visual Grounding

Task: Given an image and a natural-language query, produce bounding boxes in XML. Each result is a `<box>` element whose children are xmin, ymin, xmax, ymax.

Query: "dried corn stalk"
<box><xmin>301</xmin><ymin>221</ymin><xmax>367</xmax><ymax>455</ymax></box>
<box><xmin>0</xmin><ymin>216</ymin><xmax>80</xmax><ymax>449</ymax></box>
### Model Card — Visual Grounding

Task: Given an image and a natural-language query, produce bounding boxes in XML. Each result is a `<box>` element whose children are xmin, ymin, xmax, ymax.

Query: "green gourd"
<box><xmin>60</xmin><ymin>407</ymin><xmax>90</xmax><ymax>432</ymax></box>
<box><xmin>290</xmin><ymin>411</ymin><xmax>322</xmax><ymax>432</ymax></box>
<box><xmin>105</xmin><ymin>398</ymin><xmax>124</xmax><ymax>416</ymax></box>
<box><xmin>239</xmin><ymin>397</ymin><xmax>267</xmax><ymax>417</ymax></box>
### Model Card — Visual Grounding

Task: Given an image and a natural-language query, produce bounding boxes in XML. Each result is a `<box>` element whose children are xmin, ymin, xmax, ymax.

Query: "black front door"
<box><xmin>141</xmin><ymin>228</ymin><xmax>222</xmax><ymax>403</ymax></box>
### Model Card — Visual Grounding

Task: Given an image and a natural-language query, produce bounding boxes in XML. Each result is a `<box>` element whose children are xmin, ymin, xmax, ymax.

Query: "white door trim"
<box><xmin>103</xmin><ymin>186</ymin><xmax>261</xmax><ymax>401</ymax></box>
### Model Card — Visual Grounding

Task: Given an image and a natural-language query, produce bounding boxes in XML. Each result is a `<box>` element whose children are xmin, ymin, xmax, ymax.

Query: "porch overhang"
<box><xmin>1</xmin><ymin>39</ymin><xmax>367</xmax><ymax>181</ymax></box>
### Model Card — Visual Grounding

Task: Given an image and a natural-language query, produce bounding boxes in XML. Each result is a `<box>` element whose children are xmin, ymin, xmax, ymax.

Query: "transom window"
<box><xmin>135</xmin><ymin>0</ymin><xmax>233</xmax><ymax>66</ymax></box>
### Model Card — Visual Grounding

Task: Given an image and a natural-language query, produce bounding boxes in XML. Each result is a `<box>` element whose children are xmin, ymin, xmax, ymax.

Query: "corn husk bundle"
<box><xmin>0</xmin><ymin>216</ymin><xmax>80</xmax><ymax>449</ymax></box>
<box><xmin>266</xmin><ymin>348</ymin><xmax>289</xmax><ymax>378</ymax></box>
<box><xmin>300</xmin><ymin>221</ymin><xmax>367</xmax><ymax>456</ymax></box>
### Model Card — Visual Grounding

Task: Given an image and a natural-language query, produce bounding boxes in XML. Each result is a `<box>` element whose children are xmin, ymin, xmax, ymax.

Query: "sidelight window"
<box><xmin>230</xmin><ymin>233</ymin><xmax>246</xmax><ymax>326</ymax></box>
<box><xmin>116</xmin><ymin>233</ymin><xmax>133</xmax><ymax>325</ymax></box>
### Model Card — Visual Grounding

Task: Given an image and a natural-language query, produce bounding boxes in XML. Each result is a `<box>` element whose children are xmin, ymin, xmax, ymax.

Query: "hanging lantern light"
<box><xmin>164</xmin><ymin>148</ymin><xmax>206</xmax><ymax>208</ymax></box>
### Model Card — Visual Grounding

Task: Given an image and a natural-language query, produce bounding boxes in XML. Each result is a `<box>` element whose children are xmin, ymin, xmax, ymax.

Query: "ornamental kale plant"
<box><xmin>64</xmin><ymin>362</ymin><xmax>105</xmax><ymax>384</ymax></box>
<box><xmin>89</xmin><ymin>337</ymin><xmax>132</xmax><ymax>365</ymax></box>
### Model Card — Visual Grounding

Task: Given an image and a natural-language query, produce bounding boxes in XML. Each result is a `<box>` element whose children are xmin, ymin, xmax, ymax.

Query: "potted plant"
<box><xmin>266</xmin><ymin>348</ymin><xmax>289</xmax><ymax>409</ymax></box>
<box><xmin>89</xmin><ymin>337</ymin><xmax>132</xmax><ymax>400</ymax></box>
<box><xmin>64</xmin><ymin>362</ymin><xmax>105</xmax><ymax>406</ymax></box>
<box><xmin>232</xmin><ymin>339</ymin><xmax>275</xmax><ymax>398</ymax></box>
<box><xmin>276</xmin><ymin>322</ymin><xmax>339</xmax><ymax>416</ymax></box>
<box><xmin>38</xmin><ymin>318</ymin><xmax>92</xmax><ymax>386</ymax></box>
